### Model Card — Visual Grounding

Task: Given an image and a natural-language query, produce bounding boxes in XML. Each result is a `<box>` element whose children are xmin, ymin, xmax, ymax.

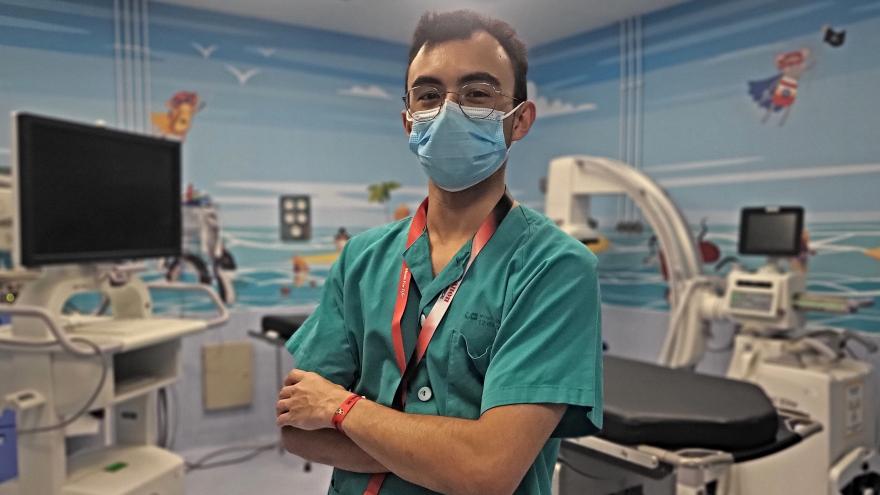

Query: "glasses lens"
<box><xmin>459</xmin><ymin>82</ymin><xmax>497</xmax><ymax>119</ymax></box>
<box><xmin>408</xmin><ymin>86</ymin><xmax>443</xmax><ymax>121</ymax></box>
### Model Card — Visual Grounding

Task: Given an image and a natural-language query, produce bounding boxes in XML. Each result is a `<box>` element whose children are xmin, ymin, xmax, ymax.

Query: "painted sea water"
<box><xmin>596</xmin><ymin>221</ymin><xmax>880</xmax><ymax>332</ymax></box>
<box><xmin>137</xmin><ymin>220</ymin><xmax>880</xmax><ymax>333</ymax></box>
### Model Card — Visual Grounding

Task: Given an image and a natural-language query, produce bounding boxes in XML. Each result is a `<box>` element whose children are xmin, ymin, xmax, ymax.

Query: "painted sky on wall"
<box><xmin>2</xmin><ymin>0</ymin><xmax>879</xmax><ymax>228</ymax></box>
<box><xmin>1</xmin><ymin>0</ymin><xmax>878</xmax><ymax>327</ymax></box>
<box><xmin>1</xmin><ymin>0</ymin><xmax>878</xmax><ymax>224</ymax></box>
<box><xmin>0</xmin><ymin>0</ymin><xmax>601</xmax><ymax>227</ymax></box>
<box><xmin>515</xmin><ymin>0</ymin><xmax>880</xmax><ymax>330</ymax></box>
<box><xmin>520</xmin><ymin>0</ymin><xmax>880</xmax><ymax>226</ymax></box>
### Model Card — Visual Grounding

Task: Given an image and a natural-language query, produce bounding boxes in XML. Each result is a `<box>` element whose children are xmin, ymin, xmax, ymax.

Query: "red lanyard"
<box><xmin>364</xmin><ymin>193</ymin><xmax>511</xmax><ymax>495</ymax></box>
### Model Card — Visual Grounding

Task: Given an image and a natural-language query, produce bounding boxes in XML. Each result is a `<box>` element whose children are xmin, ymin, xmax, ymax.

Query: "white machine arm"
<box><xmin>145</xmin><ymin>281</ymin><xmax>230</xmax><ymax>328</ymax></box>
<box><xmin>545</xmin><ymin>156</ymin><xmax>722</xmax><ymax>367</ymax></box>
<box><xmin>0</xmin><ymin>305</ymin><xmax>121</xmax><ymax>355</ymax></box>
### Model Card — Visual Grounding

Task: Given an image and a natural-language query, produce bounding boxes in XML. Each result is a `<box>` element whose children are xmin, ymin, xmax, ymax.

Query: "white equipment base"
<box><xmin>63</xmin><ymin>446</ymin><xmax>184</xmax><ymax>495</ymax></box>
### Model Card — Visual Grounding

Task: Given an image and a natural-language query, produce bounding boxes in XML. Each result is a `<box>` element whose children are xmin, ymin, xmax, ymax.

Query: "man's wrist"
<box><xmin>332</xmin><ymin>393</ymin><xmax>366</xmax><ymax>432</ymax></box>
<box><xmin>324</xmin><ymin>388</ymin><xmax>355</xmax><ymax>426</ymax></box>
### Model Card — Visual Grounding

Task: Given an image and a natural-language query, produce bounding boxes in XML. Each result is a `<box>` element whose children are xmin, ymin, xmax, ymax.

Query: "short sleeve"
<box><xmin>285</xmin><ymin>244</ymin><xmax>359</xmax><ymax>389</ymax></box>
<box><xmin>481</xmin><ymin>250</ymin><xmax>603</xmax><ymax>437</ymax></box>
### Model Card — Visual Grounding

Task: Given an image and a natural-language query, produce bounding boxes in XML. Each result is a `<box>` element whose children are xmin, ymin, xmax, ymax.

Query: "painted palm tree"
<box><xmin>367</xmin><ymin>181</ymin><xmax>401</xmax><ymax>221</ymax></box>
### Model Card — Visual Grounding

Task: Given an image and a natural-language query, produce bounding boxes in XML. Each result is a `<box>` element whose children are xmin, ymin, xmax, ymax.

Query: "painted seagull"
<box><xmin>191</xmin><ymin>42</ymin><xmax>217</xmax><ymax>59</ymax></box>
<box><xmin>224</xmin><ymin>64</ymin><xmax>260</xmax><ymax>86</ymax></box>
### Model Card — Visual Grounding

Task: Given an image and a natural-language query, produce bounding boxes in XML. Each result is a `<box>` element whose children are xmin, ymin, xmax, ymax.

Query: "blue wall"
<box><xmin>0</xmin><ymin>0</ymin><xmax>117</xmax><ymax>151</ymax></box>
<box><xmin>1</xmin><ymin>0</ymin><xmax>878</xmax><ymax>331</ymax></box>
<box><xmin>145</xmin><ymin>2</ymin><xmax>425</xmax><ymax>228</ymax></box>
<box><xmin>521</xmin><ymin>0</ymin><xmax>880</xmax><ymax>331</ymax></box>
<box><xmin>521</xmin><ymin>0</ymin><xmax>880</xmax><ymax>218</ymax></box>
<box><xmin>2</xmin><ymin>0</ymin><xmax>879</xmax><ymax>457</ymax></box>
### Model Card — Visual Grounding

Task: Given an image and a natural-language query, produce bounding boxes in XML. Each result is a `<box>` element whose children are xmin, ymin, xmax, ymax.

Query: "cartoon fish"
<box><xmin>151</xmin><ymin>91</ymin><xmax>205</xmax><ymax>138</ymax></box>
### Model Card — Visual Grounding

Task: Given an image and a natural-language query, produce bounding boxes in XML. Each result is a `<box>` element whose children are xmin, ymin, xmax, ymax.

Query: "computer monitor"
<box><xmin>738</xmin><ymin>206</ymin><xmax>804</xmax><ymax>257</ymax></box>
<box><xmin>13</xmin><ymin>113</ymin><xmax>182</xmax><ymax>267</ymax></box>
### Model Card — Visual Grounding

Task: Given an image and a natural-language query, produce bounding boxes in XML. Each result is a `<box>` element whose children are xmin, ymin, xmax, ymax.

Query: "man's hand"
<box><xmin>276</xmin><ymin>369</ymin><xmax>351</xmax><ymax>430</ymax></box>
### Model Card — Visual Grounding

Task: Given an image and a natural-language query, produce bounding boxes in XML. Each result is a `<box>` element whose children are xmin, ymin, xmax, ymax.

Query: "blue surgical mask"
<box><xmin>408</xmin><ymin>102</ymin><xmax>523</xmax><ymax>192</ymax></box>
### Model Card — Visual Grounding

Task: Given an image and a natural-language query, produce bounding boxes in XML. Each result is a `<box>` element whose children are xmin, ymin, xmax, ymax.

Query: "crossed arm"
<box><xmin>277</xmin><ymin>370</ymin><xmax>565</xmax><ymax>495</ymax></box>
<box><xmin>281</xmin><ymin>427</ymin><xmax>385</xmax><ymax>473</ymax></box>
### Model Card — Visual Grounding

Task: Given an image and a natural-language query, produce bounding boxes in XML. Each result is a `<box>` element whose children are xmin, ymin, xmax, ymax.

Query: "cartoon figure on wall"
<box><xmin>151</xmin><ymin>91</ymin><xmax>204</xmax><ymax>138</ymax></box>
<box><xmin>393</xmin><ymin>204</ymin><xmax>412</xmax><ymax>221</ymax></box>
<box><xmin>645</xmin><ymin>218</ymin><xmax>720</xmax><ymax>300</ymax></box>
<box><xmin>748</xmin><ymin>49</ymin><xmax>813</xmax><ymax>126</ymax></box>
<box><xmin>334</xmin><ymin>227</ymin><xmax>351</xmax><ymax>251</ymax></box>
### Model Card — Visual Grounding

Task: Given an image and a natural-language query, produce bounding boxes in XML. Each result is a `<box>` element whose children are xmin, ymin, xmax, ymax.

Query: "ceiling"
<box><xmin>158</xmin><ymin>0</ymin><xmax>684</xmax><ymax>46</ymax></box>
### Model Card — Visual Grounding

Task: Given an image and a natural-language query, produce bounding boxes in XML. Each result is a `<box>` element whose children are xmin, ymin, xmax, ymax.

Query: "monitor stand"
<box><xmin>10</xmin><ymin>265</ymin><xmax>152</xmax><ymax>341</ymax></box>
<box><xmin>1</xmin><ymin>265</ymin><xmax>206</xmax><ymax>495</ymax></box>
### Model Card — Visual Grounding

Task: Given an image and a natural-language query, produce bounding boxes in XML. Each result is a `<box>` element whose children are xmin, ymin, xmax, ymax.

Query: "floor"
<box><xmin>181</xmin><ymin>438</ymin><xmax>333</xmax><ymax>495</ymax></box>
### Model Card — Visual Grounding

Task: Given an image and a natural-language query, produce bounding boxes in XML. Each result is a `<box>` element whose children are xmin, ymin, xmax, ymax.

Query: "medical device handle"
<box><xmin>787</xmin><ymin>336</ymin><xmax>841</xmax><ymax>361</ymax></box>
<box><xmin>806</xmin><ymin>327</ymin><xmax>879</xmax><ymax>354</ymax></box>
<box><xmin>778</xmin><ymin>408</ymin><xmax>824</xmax><ymax>438</ymax></box>
<box><xmin>0</xmin><ymin>305</ymin><xmax>112</xmax><ymax>355</ymax></box>
<box><xmin>3</xmin><ymin>389</ymin><xmax>46</xmax><ymax>412</ymax></box>
<box><xmin>637</xmin><ymin>446</ymin><xmax>734</xmax><ymax>468</ymax></box>
<box><xmin>838</xmin><ymin>329</ymin><xmax>879</xmax><ymax>354</ymax></box>
<box><xmin>146</xmin><ymin>281</ymin><xmax>230</xmax><ymax>328</ymax></box>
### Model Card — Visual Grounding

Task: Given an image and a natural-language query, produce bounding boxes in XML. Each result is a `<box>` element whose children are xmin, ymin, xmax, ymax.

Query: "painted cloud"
<box><xmin>527</xmin><ymin>81</ymin><xmax>596</xmax><ymax>118</ymax></box>
<box><xmin>338</xmin><ymin>84</ymin><xmax>393</xmax><ymax>100</ymax></box>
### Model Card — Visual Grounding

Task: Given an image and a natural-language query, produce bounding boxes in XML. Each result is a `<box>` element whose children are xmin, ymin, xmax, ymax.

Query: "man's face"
<box><xmin>403</xmin><ymin>30</ymin><xmax>534</xmax><ymax>146</ymax></box>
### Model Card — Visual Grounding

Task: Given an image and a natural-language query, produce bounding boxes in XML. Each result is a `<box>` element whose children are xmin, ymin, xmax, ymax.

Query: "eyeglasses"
<box><xmin>403</xmin><ymin>82</ymin><xmax>519</xmax><ymax>122</ymax></box>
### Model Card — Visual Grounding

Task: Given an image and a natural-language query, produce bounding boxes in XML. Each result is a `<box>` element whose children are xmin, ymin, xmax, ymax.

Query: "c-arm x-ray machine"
<box><xmin>546</xmin><ymin>156</ymin><xmax>880</xmax><ymax>495</ymax></box>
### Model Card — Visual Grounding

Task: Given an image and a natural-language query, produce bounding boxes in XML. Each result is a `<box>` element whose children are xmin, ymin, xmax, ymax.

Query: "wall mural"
<box><xmin>747</xmin><ymin>48</ymin><xmax>813</xmax><ymax>126</ymax></box>
<box><xmin>0</xmin><ymin>0</ymin><xmax>878</xmax><ymax>333</ymax></box>
<box><xmin>524</xmin><ymin>0</ymin><xmax>880</xmax><ymax>332</ymax></box>
<box><xmin>151</xmin><ymin>90</ymin><xmax>203</xmax><ymax>138</ymax></box>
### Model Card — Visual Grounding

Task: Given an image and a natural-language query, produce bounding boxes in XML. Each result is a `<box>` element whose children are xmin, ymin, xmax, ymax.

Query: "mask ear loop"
<box><xmin>501</xmin><ymin>100</ymin><xmax>526</xmax><ymax>120</ymax></box>
<box><xmin>501</xmin><ymin>100</ymin><xmax>526</xmax><ymax>152</ymax></box>
<box><xmin>500</xmin><ymin>100</ymin><xmax>528</xmax><ymax>163</ymax></box>
<box><xmin>406</xmin><ymin>108</ymin><xmax>439</xmax><ymax>123</ymax></box>
<box><xmin>501</xmin><ymin>105</ymin><xmax>522</xmax><ymax>165</ymax></box>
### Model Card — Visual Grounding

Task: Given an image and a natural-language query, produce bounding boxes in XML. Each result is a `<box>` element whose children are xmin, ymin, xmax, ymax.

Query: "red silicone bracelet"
<box><xmin>332</xmin><ymin>393</ymin><xmax>364</xmax><ymax>432</ymax></box>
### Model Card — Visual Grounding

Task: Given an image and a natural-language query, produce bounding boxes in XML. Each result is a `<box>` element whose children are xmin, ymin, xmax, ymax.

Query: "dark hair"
<box><xmin>406</xmin><ymin>10</ymin><xmax>528</xmax><ymax>103</ymax></box>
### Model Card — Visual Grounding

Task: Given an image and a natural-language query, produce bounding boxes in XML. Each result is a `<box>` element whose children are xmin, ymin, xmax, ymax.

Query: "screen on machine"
<box><xmin>15</xmin><ymin>113</ymin><xmax>182</xmax><ymax>267</ymax></box>
<box><xmin>738</xmin><ymin>206</ymin><xmax>804</xmax><ymax>257</ymax></box>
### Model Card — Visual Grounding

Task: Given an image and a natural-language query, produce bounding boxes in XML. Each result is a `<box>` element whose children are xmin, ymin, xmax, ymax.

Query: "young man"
<box><xmin>276</xmin><ymin>10</ymin><xmax>602</xmax><ymax>495</ymax></box>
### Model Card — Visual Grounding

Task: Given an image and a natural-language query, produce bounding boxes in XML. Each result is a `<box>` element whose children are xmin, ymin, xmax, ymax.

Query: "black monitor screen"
<box><xmin>16</xmin><ymin>113</ymin><xmax>181</xmax><ymax>267</ymax></box>
<box><xmin>738</xmin><ymin>207</ymin><xmax>804</xmax><ymax>256</ymax></box>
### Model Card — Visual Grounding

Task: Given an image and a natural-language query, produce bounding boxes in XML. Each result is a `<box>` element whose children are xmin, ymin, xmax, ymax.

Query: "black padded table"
<box><xmin>600</xmin><ymin>356</ymin><xmax>780</xmax><ymax>453</ymax></box>
<box><xmin>247</xmin><ymin>312</ymin><xmax>312</xmax><ymax>468</ymax></box>
<box><xmin>260</xmin><ymin>314</ymin><xmax>309</xmax><ymax>341</ymax></box>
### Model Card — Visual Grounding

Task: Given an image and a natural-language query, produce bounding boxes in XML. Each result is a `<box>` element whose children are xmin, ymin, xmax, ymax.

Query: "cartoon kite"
<box><xmin>151</xmin><ymin>91</ymin><xmax>204</xmax><ymax>139</ymax></box>
<box><xmin>748</xmin><ymin>49</ymin><xmax>813</xmax><ymax>126</ymax></box>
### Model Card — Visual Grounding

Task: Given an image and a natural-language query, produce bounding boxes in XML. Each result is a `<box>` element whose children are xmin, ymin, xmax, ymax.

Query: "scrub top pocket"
<box><xmin>445</xmin><ymin>328</ymin><xmax>492</xmax><ymax>419</ymax></box>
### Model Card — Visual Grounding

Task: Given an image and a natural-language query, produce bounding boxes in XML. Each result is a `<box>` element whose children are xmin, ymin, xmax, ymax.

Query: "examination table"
<box><xmin>558</xmin><ymin>356</ymin><xmax>821</xmax><ymax>495</ymax></box>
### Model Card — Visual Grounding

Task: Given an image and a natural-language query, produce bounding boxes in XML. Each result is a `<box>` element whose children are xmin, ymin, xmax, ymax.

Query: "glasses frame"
<box><xmin>403</xmin><ymin>82</ymin><xmax>520</xmax><ymax>122</ymax></box>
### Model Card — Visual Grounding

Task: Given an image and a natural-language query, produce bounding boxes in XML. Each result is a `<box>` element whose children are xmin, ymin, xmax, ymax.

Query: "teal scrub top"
<box><xmin>286</xmin><ymin>205</ymin><xmax>603</xmax><ymax>495</ymax></box>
